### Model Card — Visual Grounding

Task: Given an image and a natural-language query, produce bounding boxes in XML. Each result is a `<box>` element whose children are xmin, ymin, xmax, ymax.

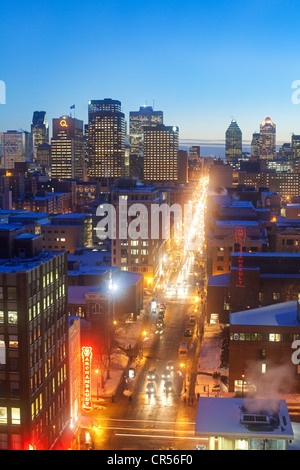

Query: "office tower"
<box><xmin>88</xmin><ymin>99</ymin><xmax>125</xmax><ymax>182</ymax></box>
<box><xmin>259</xmin><ymin>117</ymin><xmax>276</xmax><ymax>160</ymax></box>
<box><xmin>143</xmin><ymin>124</ymin><xmax>179</xmax><ymax>184</ymax></box>
<box><xmin>225</xmin><ymin>120</ymin><xmax>242</xmax><ymax>167</ymax></box>
<box><xmin>31</xmin><ymin>111</ymin><xmax>49</xmax><ymax>160</ymax></box>
<box><xmin>189</xmin><ymin>146</ymin><xmax>201</xmax><ymax>159</ymax></box>
<box><xmin>51</xmin><ymin>116</ymin><xmax>85</xmax><ymax>180</ymax></box>
<box><xmin>0</xmin><ymin>229</ymin><xmax>69</xmax><ymax>449</ymax></box>
<box><xmin>1</xmin><ymin>131</ymin><xmax>34</xmax><ymax>170</ymax></box>
<box><xmin>251</xmin><ymin>133</ymin><xmax>260</xmax><ymax>157</ymax></box>
<box><xmin>129</xmin><ymin>106</ymin><xmax>163</xmax><ymax>156</ymax></box>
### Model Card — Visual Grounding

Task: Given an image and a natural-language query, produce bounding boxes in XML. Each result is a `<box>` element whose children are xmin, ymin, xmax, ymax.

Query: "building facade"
<box><xmin>51</xmin><ymin>116</ymin><xmax>85</xmax><ymax>181</ymax></box>
<box><xmin>0</xmin><ymin>231</ymin><xmax>69</xmax><ymax>449</ymax></box>
<box><xmin>143</xmin><ymin>124</ymin><xmax>179</xmax><ymax>184</ymax></box>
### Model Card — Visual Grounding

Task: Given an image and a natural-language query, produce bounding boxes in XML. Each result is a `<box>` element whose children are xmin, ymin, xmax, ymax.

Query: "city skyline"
<box><xmin>1</xmin><ymin>0</ymin><xmax>300</xmax><ymax>155</ymax></box>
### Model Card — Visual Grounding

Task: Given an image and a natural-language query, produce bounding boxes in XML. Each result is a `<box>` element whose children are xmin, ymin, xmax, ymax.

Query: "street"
<box><xmin>82</xmin><ymin>177</ymin><xmax>209</xmax><ymax>450</ymax></box>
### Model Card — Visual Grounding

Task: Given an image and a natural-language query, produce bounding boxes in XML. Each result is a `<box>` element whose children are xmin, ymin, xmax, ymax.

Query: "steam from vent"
<box><xmin>243</xmin><ymin>360</ymin><xmax>296</xmax><ymax>408</ymax></box>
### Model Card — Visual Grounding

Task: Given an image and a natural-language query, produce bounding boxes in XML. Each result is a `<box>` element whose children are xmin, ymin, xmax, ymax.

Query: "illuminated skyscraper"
<box><xmin>31</xmin><ymin>111</ymin><xmax>49</xmax><ymax>160</ymax></box>
<box><xmin>51</xmin><ymin>116</ymin><xmax>85</xmax><ymax>180</ymax></box>
<box><xmin>259</xmin><ymin>117</ymin><xmax>276</xmax><ymax>160</ymax></box>
<box><xmin>129</xmin><ymin>106</ymin><xmax>163</xmax><ymax>156</ymax></box>
<box><xmin>225</xmin><ymin>120</ymin><xmax>242</xmax><ymax>167</ymax></box>
<box><xmin>143</xmin><ymin>124</ymin><xmax>179</xmax><ymax>184</ymax></box>
<box><xmin>88</xmin><ymin>99</ymin><xmax>125</xmax><ymax>182</ymax></box>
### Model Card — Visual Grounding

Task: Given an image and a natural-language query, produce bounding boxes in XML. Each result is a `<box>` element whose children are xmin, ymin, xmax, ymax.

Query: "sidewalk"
<box><xmin>92</xmin><ymin>299</ymin><xmax>155</xmax><ymax>401</ymax></box>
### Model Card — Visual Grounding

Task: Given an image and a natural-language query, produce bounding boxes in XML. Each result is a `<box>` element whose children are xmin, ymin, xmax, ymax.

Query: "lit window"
<box><xmin>8</xmin><ymin>311</ymin><xmax>17</xmax><ymax>324</ymax></box>
<box><xmin>11</xmin><ymin>408</ymin><xmax>20</xmax><ymax>425</ymax></box>
<box><xmin>0</xmin><ymin>407</ymin><xmax>7</xmax><ymax>424</ymax></box>
<box><xmin>262</xmin><ymin>363</ymin><xmax>267</xmax><ymax>374</ymax></box>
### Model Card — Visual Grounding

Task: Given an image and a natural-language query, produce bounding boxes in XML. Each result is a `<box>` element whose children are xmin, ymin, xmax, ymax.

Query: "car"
<box><xmin>157</xmin><ymin>313</ymin><xmax>164</xmax><ymax>321</ymax></box>
<box><xmin>166</xmin><ymin>361</ymin><xmax>174</xmax><ymax>371</ymax></box>
<box><xmin>164</xmin><ymin>380</ymin><xmax>172</xmax><ymax>393</ymax></box>
<box><xmin>189</xmin><ymin>315</ymin><xmax>196</xmax><ymax>326</ymax></box>
<box><xmin>156</xmin><ymin>319</ymin><xmax>164</xmax><ymax>328</ymax></box>
<box><xmin>147</xmin><ymin>369</ymin><xmax>157</xmax><ymax>380</ymax></box>
<box><xmin>155</xmin><ymin>326</ymin><xmax>164</xmax><ymax>335</ymax></box>
<box><xmin>162</xmin><ymin>369</ymin><xmax>171</xmax><ymax>380</ymax></box>
<box><xmin>184</xmin><ymin>328</ymin><xmax>192</xmax><ymax>337</ymax></box>
<box><xmin>146</xmin><ymin>382</ymin><xmax>155</xmax><ymax>394</ymax></box>
<box><xmin>160</xmin><ymin>303</ymin><xmax>166</xmax><ymax>310</ymax></box>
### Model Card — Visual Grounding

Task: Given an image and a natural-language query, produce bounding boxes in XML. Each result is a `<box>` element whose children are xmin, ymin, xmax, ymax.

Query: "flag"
<box><xmin>70</xmin><ymin>104</ymin><xmax>75</xmax><ymax>109</ymax></box>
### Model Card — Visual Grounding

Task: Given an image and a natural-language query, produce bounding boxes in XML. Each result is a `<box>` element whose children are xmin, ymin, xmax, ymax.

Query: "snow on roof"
<box><xmin>230</xmin><ymin>301</ymin><xmax>300</xmax><ymax>327</ymax></box>
<box><xmin>207</xmin><ymin>273</ymin><xmax>230</xmax><ymax>287</ymax></box>
<box><xmin>195</xmin><ymin>397</ymin><xmax>294</xmax><ymax>440</ymax></box>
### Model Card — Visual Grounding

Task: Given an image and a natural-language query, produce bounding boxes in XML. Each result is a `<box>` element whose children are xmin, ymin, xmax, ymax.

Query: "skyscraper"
<box><xmin>1</xmin><ymin>131</ymin><xmax>34</xmax><ymax>170</ymax></box>
<box><xmin>143</xmin><ymin>124</ymin><xmax>179</xmax><ymax>184</ymax></box>
<box><xmin>129</xmin><ymin>106</ymin><xmax>163</xmax><ymax>156</ymax></box>
<box><xmin>259</xmin><ymin>117</ymin><xmax>276</xmax><ymax>160</ymax></box>
<box><xmin>31</xmin><ymin>111</ymin><xmax>49</xmax><ymax>160</ymax></box>
<box><xmin>251</xmin><ymin>133</ymin><xmax>260</xmax><ymax>157</ymax></box>
<box><xmin>88</xmin><ymin>99</ymin><xmax>125</xmax><ymax>182</ymax></box>
<box><xmin>51</xmin><ymin>116</ymin><xmax>85</xmax><ymax>180</ymax></box>
<box><xmin>225</xmin><ymin>120</ymin><xmax>242</xmax><ymax>167</ymax></box>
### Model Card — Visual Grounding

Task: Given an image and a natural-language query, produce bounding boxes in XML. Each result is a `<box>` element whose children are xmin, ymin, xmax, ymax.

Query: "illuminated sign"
<box><xmin>235</xmin><ymin>227</ymin><xmax>246</xmax><ymax>288</ymax></box>
<box><xmin>60</xmin><ymin>119</ymin><xmax>68</xmax><ymax>127</ymax></box>
<box><xmin>81</xmin><ymin>346</ymin><xmax>93</xmax><ymax>412</ymax></box>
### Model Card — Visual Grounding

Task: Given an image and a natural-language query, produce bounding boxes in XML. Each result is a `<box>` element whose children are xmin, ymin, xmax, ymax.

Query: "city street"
<box><xmin>82</xmin><ymin>177</ymin><xmax>209</xmax><ymax>450</ymax></box>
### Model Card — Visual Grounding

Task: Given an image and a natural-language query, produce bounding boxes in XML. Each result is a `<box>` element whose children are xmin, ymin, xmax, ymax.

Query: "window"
<box><xmin>8</xmin><ymin>311</ymin><xmax>17</xmax><ymax>324</ymax></box>
<box><xmin>11</xmin><ymin>408</ymin><xmax>20</xmax><ymax>425</ymax></box>
<box><xmin>9</xmin><ymin>336</ymin><xmax>18</xmax><ymax>349</ymax></box>
<box><xmin>7</xmin><ymin>287</ymin><xmax>17</xmax><ymax>301</ymax></box>
<box><xmin>0</xmin><ymin>312</ymin><xmax>3</xmax><ymax>324</ymax></box>
<box><xmin>0</xmin><ymin>340</ymin><xmax>5</xmax><ymax>366</ymax></box>
<box><xmin>261</xmin><ymin>363</ymin><xmax>267</xmax><ymax>374</ymax></box>
<box><xmin>0</xmin><ymin>407</ymin><xmax>7</xmax><ymax>424</ymax></box>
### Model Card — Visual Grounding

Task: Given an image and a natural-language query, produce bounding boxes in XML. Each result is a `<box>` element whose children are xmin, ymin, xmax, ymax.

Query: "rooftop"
<box><xmin>230</xmin><ymin>300</ymin><xmax>300</xmax><ymax>327</ymax></box>
<box><xmin>195</xmin><ymin>397</ymin><xmax>293</xmax><ymax>440</ymax></box>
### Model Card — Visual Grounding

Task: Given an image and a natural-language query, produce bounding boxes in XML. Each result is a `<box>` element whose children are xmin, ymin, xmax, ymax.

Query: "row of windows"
<box><xmin>230</xmin><ymin>332</ymin><xmax>300</xmax><ymax>342</ymax></box>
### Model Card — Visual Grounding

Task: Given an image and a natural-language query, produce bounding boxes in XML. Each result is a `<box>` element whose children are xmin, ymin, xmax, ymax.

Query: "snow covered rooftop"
<box><xmin>230</xmin><ymin>301</ymin><xmax>300</xmax><ymax>327</ymax></box>
<box><xmin>195</xmin><ymin>397</ymin><xmax>294</xmax><ymax>440</ymax></box>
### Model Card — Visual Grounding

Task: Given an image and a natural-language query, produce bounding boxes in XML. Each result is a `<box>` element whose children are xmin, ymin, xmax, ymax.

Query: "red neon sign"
<box><xmin>235</xmin><ymin>226</ymin><xmax>246</xmax><ymax>288</ymax></box>
<box><xmin>81</xmin><ymin>346</ymin><xmax>93</xmax><ymax>412</ymax></box>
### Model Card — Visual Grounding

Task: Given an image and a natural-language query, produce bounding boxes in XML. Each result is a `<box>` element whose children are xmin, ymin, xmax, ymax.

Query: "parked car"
<box><xmin>166</xmin><ymin>361</ymin><xmax>174</xmax><ymax>371</ymax></box>
<box><xmin>184</xmin><ymin>328</ymin><xmax>192</xmax><ymax>337</ymax></box>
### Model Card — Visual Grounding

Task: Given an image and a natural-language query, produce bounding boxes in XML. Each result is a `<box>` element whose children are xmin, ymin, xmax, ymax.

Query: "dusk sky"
<box><xmin>1</xmin><ymin>0</ymin><xmax>300</xmax><ymax>156</ymax></box>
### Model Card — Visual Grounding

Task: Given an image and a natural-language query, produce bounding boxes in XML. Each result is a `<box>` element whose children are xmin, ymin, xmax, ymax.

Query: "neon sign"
<box><xmin>81</xmin><ymin>346</ymin><xmax>93</xmax><ymax>412</ymax></box>
<box><xmin>235</xmin><ymin>226</ymin><xmax>246</xmax><ymax>288</ymax></box>
<box><xmin>60</xmin><ymin>119</ymin><xmax>68</xmax><ymax>127</ymax></box>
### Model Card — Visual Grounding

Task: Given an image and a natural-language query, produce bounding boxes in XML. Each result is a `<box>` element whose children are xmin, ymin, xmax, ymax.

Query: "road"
<box><xmin>84</xmin><ymin>177</ymin><xmax>209</xmax><ymax>450</ymax></box>
<box><xmin>90</xmin><ymin>295</ymin><xmax>207</xmax><ymax>450</ymax></box>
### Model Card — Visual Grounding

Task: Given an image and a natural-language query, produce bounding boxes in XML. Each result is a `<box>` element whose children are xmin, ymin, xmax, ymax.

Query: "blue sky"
<box><xmin>1</xmin><ymin>0</ymin><xmax>300</xmax><ymax>156</ymax></box>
